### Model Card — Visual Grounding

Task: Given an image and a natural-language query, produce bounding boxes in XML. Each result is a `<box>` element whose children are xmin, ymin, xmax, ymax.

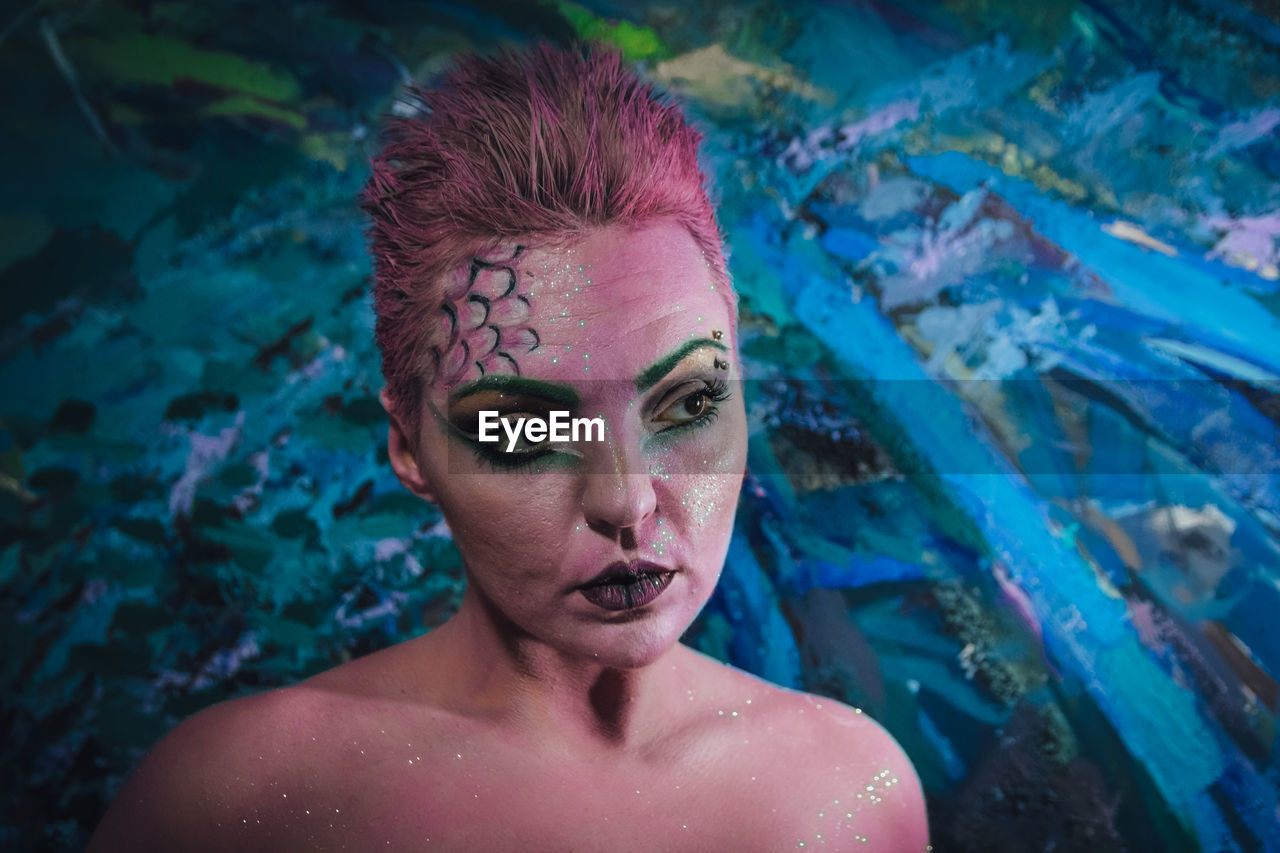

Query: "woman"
<box><xmin>90</xmin><ymin>45</ymin><xmax>929</xmax><ymax>851</ymax></box>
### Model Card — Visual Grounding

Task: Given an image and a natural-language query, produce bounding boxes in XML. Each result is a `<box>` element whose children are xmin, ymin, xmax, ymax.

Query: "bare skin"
<box><xmin>90</xmin><ymin>628</ymin><xmax>926</xmax><ymax>851</ymax></box>
<box><xmin>90</xmin><ymin>222</ymin><xmax>928</xmax><ymax>851</ymax></box>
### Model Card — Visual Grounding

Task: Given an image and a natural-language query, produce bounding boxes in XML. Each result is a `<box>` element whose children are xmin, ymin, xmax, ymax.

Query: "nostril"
<box><xmin>581</xmin><ymin>471</ymin><xmax>658</xmax><ymax>534</ymax></box>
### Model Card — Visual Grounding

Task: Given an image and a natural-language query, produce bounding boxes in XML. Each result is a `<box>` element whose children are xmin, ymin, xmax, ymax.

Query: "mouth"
<box><xmin>576</xmin><ymin>561</ymin><xmax>676</xmax><ymax>611</ymax></box>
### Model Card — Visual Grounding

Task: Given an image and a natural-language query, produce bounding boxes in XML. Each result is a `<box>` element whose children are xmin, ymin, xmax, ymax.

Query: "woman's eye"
<box><xmin>654</xmin><ymin>381</ymin><xmax>729</xmax><ymax>429</ymax></box>
<box><xmin>466</xmin><ymin>412</ymin><xmax>562</xmax><ymax>473</ymax></box>
<box><xmin>675</xmin><ymin>393</ymin><xmax>711</xmax><ymax>421</ymax></box>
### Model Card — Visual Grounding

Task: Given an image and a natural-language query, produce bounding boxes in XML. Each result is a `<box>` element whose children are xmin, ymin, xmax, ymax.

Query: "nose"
<box><xmin>581</xmin><ymin>442</ymin><xmax>658</xmax><ymax>538</ymax></box>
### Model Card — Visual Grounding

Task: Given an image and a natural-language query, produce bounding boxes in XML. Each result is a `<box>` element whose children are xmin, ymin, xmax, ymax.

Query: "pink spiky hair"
<box><xmin>360</xmin><ymin>42</ymin><xmax>733</xmax><ymax>431</ymax></box>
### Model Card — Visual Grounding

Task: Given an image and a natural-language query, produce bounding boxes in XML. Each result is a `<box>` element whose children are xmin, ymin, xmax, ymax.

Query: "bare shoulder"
<box><xmin>87</xmin><ymin>667</ymin><xmax>372</xmax><ymax>853</ymax></box>
<box><xmin>676</xmin><ymin>650</ymin><xmax>929</xmax><ymax>852</ymax></box>
<box><xmin>764</xmin><ymin>689</ymin><xmax>929</xmax><ymax>852</ymax></box>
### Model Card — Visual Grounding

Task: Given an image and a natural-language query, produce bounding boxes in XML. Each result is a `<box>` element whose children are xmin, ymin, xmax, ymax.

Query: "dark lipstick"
<box><xmin>577</xmin><ymin>561</ymin><xmax>675</xmax><ymax>611</ymax></box>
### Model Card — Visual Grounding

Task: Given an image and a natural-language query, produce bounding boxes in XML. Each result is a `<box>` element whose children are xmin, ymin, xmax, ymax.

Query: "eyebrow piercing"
<box><xmin>711</xmin><ymin>329</ymin><xmax>723</xmax><ymax>340</ymax></box>
<box><xmin>714</xmin><ymin>358</ymin><xmax>728</xmax><ymax>370</ymax></box>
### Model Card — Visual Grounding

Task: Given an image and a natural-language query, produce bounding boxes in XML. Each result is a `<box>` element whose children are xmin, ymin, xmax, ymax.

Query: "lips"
<box><xmin>577</xmin><ymin>560</ymin><xmax>676</xmax><ymax>611</ymax></box>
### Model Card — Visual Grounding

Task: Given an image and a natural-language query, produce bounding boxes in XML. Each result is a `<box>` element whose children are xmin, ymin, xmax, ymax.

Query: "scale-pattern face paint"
<box><xmin>434</xmin><ymin>245</ymin><xmax>540</xmax><ymax>386</ymax></box>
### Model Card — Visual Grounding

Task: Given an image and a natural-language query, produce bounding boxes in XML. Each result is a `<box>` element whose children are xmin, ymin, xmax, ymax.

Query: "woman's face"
<box><xmin>391</xmin><ymin>220</ymin><xmax>746</xmax><ymax>668</ymax></box>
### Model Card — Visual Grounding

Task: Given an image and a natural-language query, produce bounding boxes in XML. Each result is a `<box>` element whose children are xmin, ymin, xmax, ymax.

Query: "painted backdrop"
<box><xmin>2</xmin><ymin>0</ymin><xmax>1279</xmax><ymax>849</ymax></box>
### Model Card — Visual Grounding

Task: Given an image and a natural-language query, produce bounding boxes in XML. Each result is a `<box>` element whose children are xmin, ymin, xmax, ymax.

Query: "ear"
<box><xmin>381</xmin><ymin>389</ymin><xmax>437</xmax><ymax>504</ymax></box>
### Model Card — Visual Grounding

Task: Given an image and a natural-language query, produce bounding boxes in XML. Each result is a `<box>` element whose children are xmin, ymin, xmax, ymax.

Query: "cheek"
<box><xmin>672</xmin><ymin>474</ymin><xmax>740</xmax><ymax>535</ymax></box>
<box><xmin>651</xmin><ymin>405</ymin><xmax>746</xmax><ymax>537</ymax></box>
<box><xmin>438</xmin><ymin>475</ymin><xmax>577</xmax><ymax>566</ymax></box>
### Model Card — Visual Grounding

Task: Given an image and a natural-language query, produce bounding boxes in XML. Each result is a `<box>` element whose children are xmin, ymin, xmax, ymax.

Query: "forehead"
<box><xmin>438</xmin><ymin>220</ymin><xmax>732</xmax><ymax>395</ymax></box>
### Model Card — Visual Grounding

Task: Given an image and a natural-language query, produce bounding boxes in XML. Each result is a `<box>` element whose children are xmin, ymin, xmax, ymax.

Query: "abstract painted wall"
<box><xmin>2</xmin><ymin>1</ymin><xmax>1278</xmax><ymax>849</ymax></box>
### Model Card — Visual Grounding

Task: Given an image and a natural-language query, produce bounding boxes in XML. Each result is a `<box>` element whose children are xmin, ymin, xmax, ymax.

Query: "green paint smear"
<box><xmin>553</xmin><ymin>1</ymin><xmax>669</xmax><ymax>61</ymax></box>
<box><xmin>201</xmin><ymin>94</ymin><xmax>307</xmax><ymax>129</ymax></box>
<box><xmin>74</xmin><ymin>34</ymin><xmax>301</xmax><ymax>102</ymax></box>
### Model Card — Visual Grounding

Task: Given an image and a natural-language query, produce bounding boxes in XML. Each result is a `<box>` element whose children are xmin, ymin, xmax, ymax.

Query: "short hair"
<box><xmin>360</xmin><ymin>43</ymin><xmax>732</xmax><ymax>431</ymax></box>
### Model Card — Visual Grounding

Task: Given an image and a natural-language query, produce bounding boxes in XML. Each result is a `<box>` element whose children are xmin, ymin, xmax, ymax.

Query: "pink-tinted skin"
<box><xmin>89</xmin><ymin>222</ymin><xmax>929</xmax><ymax>852</ymax></box>
<box><xmin>362</xmin><ymin>45</ymin><xmax>735</xmax><ymax>441</ymax></box>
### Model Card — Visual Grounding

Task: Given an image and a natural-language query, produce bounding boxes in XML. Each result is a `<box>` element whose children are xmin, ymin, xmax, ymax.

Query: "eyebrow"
<box><xmin>634</xmin><ymin>339</ymin><xmax>728</xmax><ymax>393</ymax></box>
<box><xmin>451</xmin><ymin>375</ymin><xmax>581</xmax><ymax>407</ymax></box>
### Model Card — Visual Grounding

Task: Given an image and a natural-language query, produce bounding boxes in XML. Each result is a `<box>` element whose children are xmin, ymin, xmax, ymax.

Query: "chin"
<box><xmin>575</xmin><ymin>628</ymin><xmax>678</xmax><ymax>670</ymax></box>
<box><xmin>563</xmin><ymin>601</ymin><xmax>697</xmax><ymax>670</ymax></box>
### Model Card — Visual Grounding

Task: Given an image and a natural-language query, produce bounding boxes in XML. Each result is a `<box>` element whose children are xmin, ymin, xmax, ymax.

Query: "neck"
<box><xmin>431</xmin><ymin>583</ymin><xmax>681</xmax><ymax>749</ymax></box>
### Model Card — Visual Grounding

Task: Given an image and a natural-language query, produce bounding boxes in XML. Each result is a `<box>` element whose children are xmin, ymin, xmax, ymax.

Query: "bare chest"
<box><xmin>378</xmin><ymin>748</ymin><xmax>790</xmax><ymax>851</ymax></box>
<box><xmin>246</xmin><ymin>737</ymin><xmax>818</xmax><ymax>852</ymax></box>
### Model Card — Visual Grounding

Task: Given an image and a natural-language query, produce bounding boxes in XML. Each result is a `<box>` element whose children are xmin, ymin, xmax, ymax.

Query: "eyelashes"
<box><xmin>652</xmin><ymin>378</ymin><xmax>731</xmax><ymax>436</ymax></box>
<box><xmin>470</xmin><ymin>444</ymin><xmax>556</xmax><ymax>473</ymax></box>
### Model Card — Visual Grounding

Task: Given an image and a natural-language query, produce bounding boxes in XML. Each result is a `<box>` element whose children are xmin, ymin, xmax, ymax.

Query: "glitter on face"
<box><xmin>649</xmin><ymin>516</ymin><xmax>675</xmax><ymax>556</ymax></box>
<box><xmin>680</xmin><ymin>479</ymin><xmax>720</xmax><ymax>528</ymax></box>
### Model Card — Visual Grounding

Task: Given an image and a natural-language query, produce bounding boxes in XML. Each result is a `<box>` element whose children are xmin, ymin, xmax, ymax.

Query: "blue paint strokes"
<box><xmin>1207</xmin><ymin>106</ymin><xmax>1280</xmax><ymax>160</ymax></box>
<box><xmin>799</xmin><ymin>554</ymin><xmax>928</xmax><ymax>590</ymax></box>
<box><xmin>768</xmin><ymin>35</ymin><xmax>1051</xmax><ymax>201</ymax></box>
<box><xmin>916</xmin><ymin>707</ymin><xmax>967</xmax><ymax>782</ymax></box>
<box><xmin>1179</xmin><ymin>0</ymin><xmax>1280</xmax><ymax>49</ymax></box>
<box><xmin>793</xmin><ymin>275</ymin><xmax>1227</xmax><ymax>827</ymax></box>
<box><xmin>1216</xmin><ymin>750</ymin><xmax>1280</xmax><ymax>850</ymax></box>
<box><xmin>1066</xmin><ymin>71</ymin><xmax>1163</xmax><ymax>141</ymax></box>
<box><xmin>1144</xmin><ymin>338</ymin><xmax>1280</xmax><ymax>384</ymax></box>
<box><xmin>878</xmin><ymin>651</ymin><xmax>1008</xmax><ymax>725</ymax></box>
<box><xmin>905</xmin><ymin>151</ymin><xmax>1280</xmax><ymax>375</ymax></box>
<box><xmin>820</xmin><ymin>227</ymin><xmax>879</xmax><ymax>262</ymax></box>
<box><xmin>722</xmin><ymin>532</ymin><xmax>804</xmax><ymax>690</ymax></box>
